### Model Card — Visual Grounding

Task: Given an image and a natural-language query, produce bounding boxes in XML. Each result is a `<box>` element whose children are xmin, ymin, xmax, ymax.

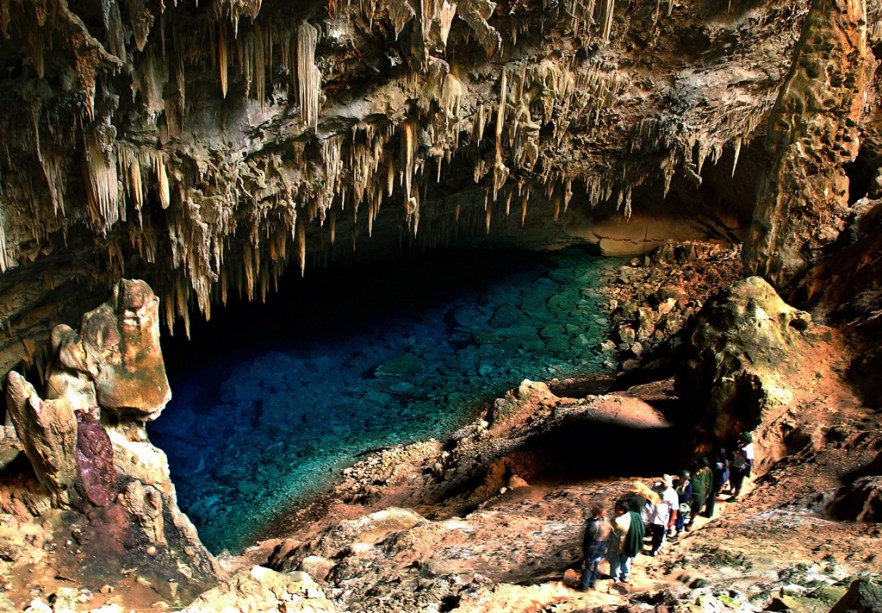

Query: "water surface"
<box><xmin>150</xmin><ymin>247</ymin><xmax>620</xmax><ymax>553</ymax></box>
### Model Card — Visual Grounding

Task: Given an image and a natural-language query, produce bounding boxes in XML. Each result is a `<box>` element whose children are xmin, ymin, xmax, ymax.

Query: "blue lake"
<box><xmin>150</xmin><ymin>247</ymin><xmax>621</xmax><ymax>553</ymax></box>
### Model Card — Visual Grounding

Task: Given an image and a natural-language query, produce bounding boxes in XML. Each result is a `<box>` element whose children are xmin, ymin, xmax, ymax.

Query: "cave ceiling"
<box><xmin>2</xmin><ymin>0</ymin><xmax>873</xmax><ymax>375</ymax></box>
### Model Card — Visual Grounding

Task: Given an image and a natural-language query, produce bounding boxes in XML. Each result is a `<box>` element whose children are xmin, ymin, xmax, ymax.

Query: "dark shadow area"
<box><xmin>523</xmin><ymin>420</ymin><xmax>687</xmax><ymax>484</ymax></box>
<box><xmin>843</xmin><ymin>157</ymin><xmax>874</xmax><ymax>205</ymax></box>
<box><xmin>161</xmin><ymin>246</ymin><xmax>579</xmax><ymax>381</ymax></box>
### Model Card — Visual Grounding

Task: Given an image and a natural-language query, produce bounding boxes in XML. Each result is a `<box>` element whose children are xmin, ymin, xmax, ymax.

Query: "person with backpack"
<box><xmin>729</xmin><ymin>432</ymin><xmax>755</xmax><ymax>499</ymax></box>
<box><xmin>689</xmin><ymin>458</ymin><xmax>712</xmax><ymax>529</ymax></box>
<box><xmin>608</xmin><ymin>500</ymin><xmax>645</xmax><ymax>584</ymax></box>
<box><xmin>579</xmin><ymin>504</ymin><xmax>611</xmax><ymax>590</ymax></box>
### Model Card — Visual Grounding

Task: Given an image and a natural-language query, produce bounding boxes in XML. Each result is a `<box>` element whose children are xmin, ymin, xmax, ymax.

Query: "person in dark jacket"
<box><xmin>705</xmin><ymin>449</ymin><xmax>729</xmax><ymax>517</ymax></box>
<box><xmin>580</xmin><ymin>504</ymin><xmax>611</xmax><ymax>590</ymax></box>
<box><xmin>689</xmin><ymin>457</ymin><xmax>712</xmax><ymax>528</ymax></box>
<box><xmin>673</xmin><ymin>470</ymin><xmax>692</xmax><ymax>537</ymax></box>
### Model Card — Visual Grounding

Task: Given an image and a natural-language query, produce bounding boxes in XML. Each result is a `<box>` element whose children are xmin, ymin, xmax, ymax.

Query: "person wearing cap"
<box><xmin>648</xmin><ymin>475</ymin><xmax>679</xmax><ymax>555</ymax></box>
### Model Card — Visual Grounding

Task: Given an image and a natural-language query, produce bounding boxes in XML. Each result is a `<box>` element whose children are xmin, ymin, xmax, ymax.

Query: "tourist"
<box><xmin>580</xmin><ymin>504</ymin><xmax>611</xmax><ymax>591</ymax></box>
<box><xmin>673</xmin><ymin>470</ymin><xmax>692</xmax><ymax>537</ymax></box>
<box><xmin>705</xmin><ymin>449</ymin><xmax>729</xmax><ymax>517</ymax></box>
<box><xmin>729</xmin><ymin>432</ymin><xmax>755</xmax><ymax>499</ymax></box>
<box><xmin>629</xmin><ymin>481</ymin><xmax>660</xmax><ymax>534</ymax></box>
<box><xmin>689</xmin><ymin>457</ymin><xmax>712</xmax><ymax>528</ymax></box>
<box><xmin>649</xmin><ymin>475</ymin><xmax>679</xmax><ymax>554</ymax></box>
<box><xmin>608</xmin><ymin>500</ymin><xmax>645</xmax><ymax>584</ymax></box>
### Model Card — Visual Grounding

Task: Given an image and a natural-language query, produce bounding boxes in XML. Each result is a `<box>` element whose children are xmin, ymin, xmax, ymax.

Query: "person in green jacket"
<box><xmin>689</xmin><ymin>457</ymin><xmax>712</xmax><ymax>528</ymax></box>
<box><xmin>608</xmin><ymin>500</ymin><xmax>645</xmax><ymax>583</ymax></box>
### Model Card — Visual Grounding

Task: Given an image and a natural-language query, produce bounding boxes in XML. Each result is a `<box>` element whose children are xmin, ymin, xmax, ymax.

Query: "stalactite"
<box><xmin>219</xmin><ymin>22</ymin><xmax>228</xmax><ymax>98</ymax></box>
<box><xmin>732</xmin><ymin>138</ymin><xmax>742</xmax><ymax>177</ymax></box>
<box><xmin>155</xmin><ymin>153</ymin><xmax>170</xmax><ymax>209</ymax></box>
<box><xmin>492</xmin><ymin>70</ymin><xmax>509</xmax><ymax>201</ymax></box>
<box><xmin>297</xmin><ymin>21</ymin><xmax>321</xmax><ymax>128</ymax></box>
<box><xmin>596</xmin><ymin>0</ymin><xmax>615</xmax><ymax>42</ymax></box>
<box><xmin>297</xmin><ymin>221</ymin><xmax>306</xmax><ymax>276</ymax></box>
<box><xmin>0</xmin><ymin>208</ymin><xmax>8</xmax><ymax>272</ymax></box>
<box><xmin>101</xmin><ymin>0</ymin><xmax>126</xmax><ymax>62</ymax></box>
<box><xmin>0</xmin><ymin>0</ymin><xmax>10</xmax><ymax>39</ymax></box>
<box><xmin>83</xmin><ymin>125</ymin><xmax>119</xmax><ymax>233</ymax></box>
<box><xmin>402</xmin><ymin>119</ymin><xmax>417</xmax><ymax>200</ymax></box>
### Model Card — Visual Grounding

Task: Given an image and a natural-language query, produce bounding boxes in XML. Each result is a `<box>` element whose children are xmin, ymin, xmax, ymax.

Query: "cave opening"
<box><xmin>150</xmin><ymin>244</ymin><xmax>624</xmax><ymax>553</ymax></box>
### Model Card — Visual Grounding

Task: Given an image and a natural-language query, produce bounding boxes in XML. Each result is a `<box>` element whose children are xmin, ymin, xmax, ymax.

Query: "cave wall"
<box><xmin>0</xmin><ymin>0</ymin><xmax>822</xmax><ymax>377</ymax></box>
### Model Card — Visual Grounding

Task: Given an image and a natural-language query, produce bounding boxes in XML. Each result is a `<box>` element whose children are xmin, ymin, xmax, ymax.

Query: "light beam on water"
<box><xmin>150</xmin><ymin>247</ymin><xmax>621</xmax><ymax>553</ymax></box>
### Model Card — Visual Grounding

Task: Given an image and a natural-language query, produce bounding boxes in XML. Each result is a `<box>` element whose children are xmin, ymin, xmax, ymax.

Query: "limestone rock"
<box><xmin>182</xmin><ymin>566</ymin><xmax>335</xmax><ymax>613</ymax></box>
<box><xmin>675</xmin><ymin>277</ymin><xmax>814</xmax><ymax>442</ymax></box>
<box><xmin>5</xmin><ymin>371</ymin><xmax>78</xmax><ymax>506</ymax></box>
<box><xmin>488</xmin><ymin>380</ymin><xmax>555</xmax><ymax>426</ymax></box>
<box><xmin>744</xmin><ymin>0</ymin><xmax>875</xmax><ymax>289</ymax></box>
<box><xmin>829</xmin><ymin>476</ymin><xmax>882</xmax><ymax>522</ymax></box>
<box><xmin>79</xmin><ymin>279</ymin><xmax>171</xmax><ymax>421</ymax></box>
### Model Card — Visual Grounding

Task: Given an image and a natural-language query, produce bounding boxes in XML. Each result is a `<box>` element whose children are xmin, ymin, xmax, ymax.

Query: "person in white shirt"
<box><xmin>649</xmin><ymin>475</ymin><xmax>679</xmax><ymax>555</ymax></box>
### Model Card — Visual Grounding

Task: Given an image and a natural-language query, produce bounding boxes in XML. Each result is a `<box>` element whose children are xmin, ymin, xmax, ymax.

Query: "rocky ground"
<box><xmin>3</xmin><ymin>241</ymin><xmax>881</xmax><ymax>612</ymax></box>
<box><xmin>210</xmin><ymin>241</ymin><xmax>881</xmax><ymax>612</ymax></box>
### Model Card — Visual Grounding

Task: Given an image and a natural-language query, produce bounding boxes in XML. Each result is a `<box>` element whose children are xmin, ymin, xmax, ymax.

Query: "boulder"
<box><xmin>829</xmin><ymin>579</ymin><xmax>882</xmax><ymax>613</ymax></box>
<box><xmin>675</xmin><ymin>277</ymin><xmax>813</xmax><ymax>442</ymax></box>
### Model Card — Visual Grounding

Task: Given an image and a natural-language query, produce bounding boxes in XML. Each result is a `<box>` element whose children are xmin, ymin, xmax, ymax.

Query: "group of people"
<box><xmin>577</xmin><ymin>432</ymin><xmax>756</xmax><ymax>591</ymax></box>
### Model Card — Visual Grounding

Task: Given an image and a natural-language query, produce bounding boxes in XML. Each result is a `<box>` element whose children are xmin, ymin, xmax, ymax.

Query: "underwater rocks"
<box><xmin>149</xmin><ymin>250</ymin><xmax>620</xmax><ymax>553</ymax></box>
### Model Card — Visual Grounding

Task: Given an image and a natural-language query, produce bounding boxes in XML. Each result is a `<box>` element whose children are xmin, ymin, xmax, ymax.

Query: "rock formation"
<box><xmin>1</xmin><ymin>279</ymin><xmax>216</xmax><ymax>609</ymax></box>
<box><xmin>0</xmin><ymin>0</ymin><xmax>881</xmax><ymax>610</ymax></box>
<box><xmin>675</xmin><ymin>276</ymin><xmax>815</xmax><ymax>445</ymax></box>
<box><xmin>744</xmin><ymin>0</ymin><xmax>876</xmax><ymax>289</ymax></box>
<box><xmin>0</xmin><ymin>0</ymin><xmax>831</xmax><ymax>376</ymax></box>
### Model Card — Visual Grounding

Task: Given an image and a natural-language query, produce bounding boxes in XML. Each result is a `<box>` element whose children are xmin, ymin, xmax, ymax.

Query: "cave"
<box><xmin>1</xmin><ymin>0</ymin><xmax>882</xmax><ymax>611</ymax></box>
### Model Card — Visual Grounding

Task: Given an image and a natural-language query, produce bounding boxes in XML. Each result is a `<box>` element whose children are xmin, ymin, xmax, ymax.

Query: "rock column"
<box><xmin>744</xmin><ymin>0</ymin><xmax>875</xmax><ymax>289</ymax></box>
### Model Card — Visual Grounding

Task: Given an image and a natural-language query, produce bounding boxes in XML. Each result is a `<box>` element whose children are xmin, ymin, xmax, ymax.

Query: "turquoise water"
<box><xmin>150</xmin><ymin>248</ymin><xmax>620</xmax><ymax>553</ymax></box>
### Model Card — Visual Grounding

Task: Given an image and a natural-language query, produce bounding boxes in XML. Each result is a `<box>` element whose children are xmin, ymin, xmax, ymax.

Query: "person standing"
<box><xmin>705</xmin><ymin>450</ymin><xmax>729</xmax><ymax>517</ymax></box>
<box><xmin>730</xmin><ymin>432</ymin><xmax>755</xmax><ymax>499</ymax></box>
<box><xmin>673</xmin><ymin>470</ymin><xmax>692</xmax><ymax>537</ymax></box>
<box><xmin>608</xmin><ymin>501</ymin><xmax>645</xmax><ymax>584</ymax></box>
<box><xmin>650</xmin><ymin>475</ymin><xmax>679</xmax><ymax>553</ymax></box>
<box><xmin>690</xmin><ymin>458</ymin><xmax>712</xmax><ymax>527</ymax></box>
<box><xmin>580</xmin><ymin>504</ymin><xmax>611</xmax><ymax>590</ymax></box>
